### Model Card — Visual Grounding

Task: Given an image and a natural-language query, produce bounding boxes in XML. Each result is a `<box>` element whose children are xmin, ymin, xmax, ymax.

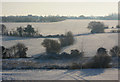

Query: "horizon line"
<box><xmin>0</xmin><ymin>13</ymin><xmax>118</xmax><ymax>17</ymax></box>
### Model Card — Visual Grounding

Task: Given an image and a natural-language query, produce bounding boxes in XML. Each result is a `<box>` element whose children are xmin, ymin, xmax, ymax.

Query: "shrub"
<box><xmin>70</xmin><ymin>49</ymin><xmax>84</xmax><ymax>57</ymax></box>
<box><xmin>88</xmin><ymin>21</ymin><xmax>105</xmax><ymax>33</ymax></box>
<box><xmin>60</xmin><ymin>52</ymin><xmax>70</xmax><ymax>59</ymax></box>
<box><xmin>97</xmin><ymin>47</ymin><xmax>107</xmax><ymax>55</ymax></box>
<box><xmin>92</xmin><ymin>54</ymin><xmax>111</xmax><ymax>68</ymax></box>
<box><xmin>83</xmin><ymin>47</ymin><xmax>111</xmax><ymax>68</ymax></box>
<box><xmin>59</xmin><ymin>49</ymin><xmax>84</xmax><ymax>59</ymax></box>
<box><xmin>92</xmin><ymin>47</ymin><xmax>111</xmax><ymax>68</ymax></box>
<box><xmin>59</xmin><ymin>31</ymin><xmax>74</xmax><ymax>47</ymax></box>
<box><xmin>42</xmin><ymin>39</ymin><xmax>61</xmax><ymax>54</ymax></box>
<box><xmin>110</xmin><ymin>46</ymin><xmax>120</xmax><ymax>57</ymax></box>
<box><xmin>14</xmin><ymin>43</ymin><xmax>28</xmax><ymax>58</ymax></box>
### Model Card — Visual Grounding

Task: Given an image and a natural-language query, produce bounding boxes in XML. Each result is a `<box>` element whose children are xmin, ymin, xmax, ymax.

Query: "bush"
<box><xmin>59</xmin><ymin>31</ymin><xmax>74</xmax><ymax>47</ymax></box>
<box><xmin>83</xmin><ymin>47</ymin><xmax>111</xmax><ymax>68</ymax></box>
<box><xmin>92</xmin><ymin>54</ymin><xmax>111</xmax><ymax>68</ymax></box>
<box><xmin>110</xmin><ymin>46</ymin><xmax>120</xmax><ymax>57</ymax></box>
<box><xmin>92</xmin><ymin>47</ymin><xmax>111</xmax><ymax>68</ymax></box>
<box><xmin>70</xmin><ymin>49</ymin><xmax>83</xmax><ymax>57</ymax></box>
<box><xmin>14</xmin><ymin>43</ymin><xmax>28</xmax><ymax>58</ymax></box>
<box><xmin>97</xmin><ymin>47</ymin><xmax>107</xmax><ymax>55</ymax></box>
<box><xmin>42</xmin><ymin>39</ymin><xmax>61</xmax><ymax>54</ymax></box>
<box><xmin>59</xmin><ymin>49</ymin><xmax>83</xmax><ymax>59</ymax></box>
<box><xmin>88</xmin><ymin>21</ymin><xmax>105</xmax><ymax>33</ymax></box>
<box><xmin>59</xmin><ymin>52</ymin><xmax>70</xmax><ymax>59</ymax></box>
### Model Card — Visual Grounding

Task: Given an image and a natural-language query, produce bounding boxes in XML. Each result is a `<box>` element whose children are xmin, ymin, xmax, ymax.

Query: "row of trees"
<box><xmin>2</xmin><ymin>13</ymin><xmax>118</xmax><ymax>23</ymax></box>
<box><xmin>2</xmin><ymin>15</ymin><xmax>66</xmax><ymax>22</ymax></box>
<box><xmin>0</xmin><ymin>24</ymin><xmax>65</xmax><ymax>38</ymax></box>
<box><xmin>1</xmin><ymin>21</ymin><xmax>120</xmax><ymax>37</ymax></box>
<box><xmin>1</xmin><ymin>43</ymin><xmax>28</xmax><ymax>59</ymax></box>
<box><xmin>0</xmin><ymin>24</ymin><xmax>40</xmax><ymax>37</ymax></box>
<box><xmin>16</xmin><ymin>25</ymin><xmax>38</xmax><ymax>37</ymax></box>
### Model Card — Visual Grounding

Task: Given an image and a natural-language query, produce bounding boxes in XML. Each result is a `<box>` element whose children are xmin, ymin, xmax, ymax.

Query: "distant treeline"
<box><xmin>0</xmin><ymin>24</ymin><xmax>65</xmax><ymax>38</ymax></box>
<box><xmin>1</xmin><ymin>13</ymin><xmax>118</xmax><ymax>22</ymax></box>
<box><xmin>2</xmin><ymin>15</ymin><xmax>67</xmax><ymax>22</ymax></box>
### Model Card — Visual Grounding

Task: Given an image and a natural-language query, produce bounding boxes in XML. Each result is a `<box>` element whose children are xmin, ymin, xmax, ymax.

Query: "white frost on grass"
<box><xmin>2</xmin><ymin>19</ymin><xmax>118</xmax><ymax>35</ymax></box>
<box><xmin>2</xmin><ymin>33</ymin><xmax>118</xmax><ymax>57</ymax></box>
<box><xmin>63</xmin><ymin>33</ymin><xmax>118</xmax><ymax>57</ymax></box>
<box><xmin>2</xmin><ymin>68</ymin><xmax>118</xmax><ymax>80</ymax></box>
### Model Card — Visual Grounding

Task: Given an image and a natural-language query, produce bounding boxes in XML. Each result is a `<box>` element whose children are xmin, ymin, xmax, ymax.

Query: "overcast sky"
<box><xmin>1</xmin><ymin>2</ymin><xmax>118</xmax><ymax>16</ymax></box>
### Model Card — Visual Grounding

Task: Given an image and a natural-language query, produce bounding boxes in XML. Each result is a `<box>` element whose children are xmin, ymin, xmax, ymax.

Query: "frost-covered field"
<box><xmin>2</xmin><ymin>19</ymin><xmax>118</xmax><ymax>57</ymax></box>
<box><xmin>63</xmin><ymin>33</ymin><xmax>118</xmax><ymax>57</ymax></box>
<box><xmin>2</xmin><ymin>68</ymin><xmax>118</xmax><ymax>80</ymax></box>
<box><xmin>2</xmin><ymin>33</ymin><xmax>118</xmax><ymax>57</ymax></box>
<box><xmin>3</xmin><ymin>19</ymin><xmax>118</xmax><ymax>35</ymax></box>
<box><xmin>1</xmin><ymin>20</ymin><xmax>119</xmax><ymax>80</ymax></box>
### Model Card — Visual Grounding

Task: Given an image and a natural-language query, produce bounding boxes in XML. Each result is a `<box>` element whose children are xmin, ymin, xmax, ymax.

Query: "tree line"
<box><xmin>0</xmin><ymin>24</ymin><xmax>41</xmax><ymax>37</ymax></box>
<box><xmin>2</xmin><ymin>15</ymin><xmax>66</xmax><ymax>22</ymax></box>
<box><xmin>1</xmin><ymin>21</ymin><xmax>120</xmax><ymax>38</ymax></box>
<box><xmin>0</xmin><ymin>24</ymin><xmax>65</xmax><ymax>38</ymax></box>
<box><xmin>1</xmin><ymin>13</ymin><xmax>118</xmax><ymax>23</ymax></box>
<box><xmin>1</xmin><ymin>43</ymin><xmax>28</xmax><ymax>59</ymax></box>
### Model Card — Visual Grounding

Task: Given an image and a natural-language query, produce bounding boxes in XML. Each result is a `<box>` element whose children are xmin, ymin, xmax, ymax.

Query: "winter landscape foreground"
<box><xmin>1</xmin><ymin>19</ymin><xmax>119</xmax><ymax>80</ymax></box>
<box><xmin>1</xmin><ymin>2</ymin><xmax>120</xmax><ymax>81</ymax></box>
<box><xmin>2</xmin><ymin>68</ymin><xmax>118</xmax><ymax>80</ymax></box>
<box><xmin>2</xmin><ymin>33</ymin><xmax>118</xmax><ymax>57</ymax></box>
<box><xmin>2</xmin><ymin>32</ymin><xmax>119</xmax><ymax>80</ymax></box>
